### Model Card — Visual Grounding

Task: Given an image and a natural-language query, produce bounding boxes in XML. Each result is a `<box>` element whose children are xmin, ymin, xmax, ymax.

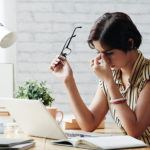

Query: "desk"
<box><xmin>0</xmin><ymin>122</ymin><xmax>150</xmax><ymax>150</ymax></box>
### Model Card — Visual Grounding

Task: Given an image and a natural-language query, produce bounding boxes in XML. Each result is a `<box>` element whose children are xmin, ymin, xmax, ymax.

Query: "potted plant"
<box><xmin>15</xmin><ymin>80</ymin><xmax>54</xmax><ymax>106</ymax></box>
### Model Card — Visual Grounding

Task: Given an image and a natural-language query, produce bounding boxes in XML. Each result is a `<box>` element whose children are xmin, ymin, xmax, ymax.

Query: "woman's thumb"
<box><xmin>101</xmin><ymin>53</ymin><xmax>110</xmax><ymax>65</ymax></box>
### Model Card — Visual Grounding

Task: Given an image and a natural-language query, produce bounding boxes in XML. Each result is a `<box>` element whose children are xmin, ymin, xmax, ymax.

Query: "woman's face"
<box><xmin>93</xmin><ymin>41</ymin><xmax>130</xmax><ymax>69</ymax></box>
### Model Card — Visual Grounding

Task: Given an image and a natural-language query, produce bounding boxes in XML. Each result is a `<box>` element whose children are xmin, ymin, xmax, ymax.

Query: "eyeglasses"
<box><xmin>59</xmin><ymin>26</ymin><xmax>82</xmax><ymax>57</ymax></box>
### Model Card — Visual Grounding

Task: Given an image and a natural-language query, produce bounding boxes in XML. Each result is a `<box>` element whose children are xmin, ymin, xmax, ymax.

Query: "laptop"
<box><xmin>0</xmin><ymin>98</ymin><xmax>102</xmax><ymax>140</ymax></box>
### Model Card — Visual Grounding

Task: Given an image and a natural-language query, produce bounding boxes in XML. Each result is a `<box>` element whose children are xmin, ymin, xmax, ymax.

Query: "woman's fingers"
<box><xmin>90</xmin><ymin>53</ymin><xmax>111</xmax><ymax>70</ymax></box>
<box><xmin>101</xmin><ymin>53</ymin><xmax>110</xmax><ymax>66</ymax></box>
<box><xmin>58</xmin><ymin>55</ymin><xmax>66</xmax><ymax>61</ymax></box>
<box><xmin>50</xmin><ymin>56</ymin><xmax>65</xmax><ymax>71</ymax></box>
<box><xmin>94</xmin><ymin>54</ymin><xmax>101</xmax><ymax>65</ymax></box>
<box><xmin>91</xmin><ymin>54</ymin><xmax>102</xmax><ymax>66</ymax></box>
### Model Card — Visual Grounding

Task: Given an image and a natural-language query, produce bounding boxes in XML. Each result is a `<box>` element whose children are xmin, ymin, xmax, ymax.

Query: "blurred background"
<box><xmin>1</xmin><ymin>0</ymin><xmax>150</xmax><ymax>120</ymax></box>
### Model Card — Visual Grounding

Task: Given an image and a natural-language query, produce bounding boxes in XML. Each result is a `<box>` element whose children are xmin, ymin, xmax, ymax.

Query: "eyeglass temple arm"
<box><xmin>65</xmin><ymin>26</ymin><xmax>82</xmax><ymax>48</ymax></box>
<box><xmin>61</xmin><ymin>37</ymin><xmax>71</xmax><ymax>54</ymax></box>
<box><xmin>60</xmin><ymin>26</ymin><xmax>82</xmax><ymax>56</ymax></box>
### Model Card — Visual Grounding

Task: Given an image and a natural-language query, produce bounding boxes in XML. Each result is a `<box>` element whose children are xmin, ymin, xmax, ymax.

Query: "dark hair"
<box><xmin>88</xmin><ymin>12</ymin><xmax>142</xmax><ymax>52</ymax></box>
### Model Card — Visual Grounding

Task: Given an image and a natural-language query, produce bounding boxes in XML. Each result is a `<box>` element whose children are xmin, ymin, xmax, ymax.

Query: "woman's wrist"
<box><xmin>105</xmin><ymin>79</ymin><xmax>124</xmax><ymax>101</ymax></box>
<box><xmin>105</xmin><ymin>78</ymin><xmax>115</xmax><ymax>87</ymax></box>
<box><xmin>63</xmin><ymin>74</ymin><xmax>74</xmax><ymax>85</ymax></box>
<box><xmin>110</xmin><ymin>97</ymin><xmax>127</xmax><ymax>104</ymax></box>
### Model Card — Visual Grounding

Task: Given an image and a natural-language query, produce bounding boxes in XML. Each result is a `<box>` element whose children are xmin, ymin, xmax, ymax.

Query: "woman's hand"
<box><xmin>50</xmin><ymin>55</ymin><xmax>73</xmax><ymax>83</ymax></box>
<box><xmin>90</xmin><ymin>53</ymin><xmax>114</xmax><ymax>84</ymax></box>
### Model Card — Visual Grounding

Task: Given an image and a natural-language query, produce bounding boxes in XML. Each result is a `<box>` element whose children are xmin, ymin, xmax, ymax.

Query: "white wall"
<box><xmin>16</xmin><ymin>0</ymin><xmax>150</xmax><ymax>116</ymax></box>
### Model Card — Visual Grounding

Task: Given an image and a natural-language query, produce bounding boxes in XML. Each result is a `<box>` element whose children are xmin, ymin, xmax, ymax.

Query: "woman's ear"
<box><xmin>128</xmin><ymin>38</ymin><xmax>134</xmax><ymax>50</ymax></box>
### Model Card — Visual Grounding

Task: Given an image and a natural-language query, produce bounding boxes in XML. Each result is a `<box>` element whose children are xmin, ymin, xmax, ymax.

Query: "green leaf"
<box><xmin>15</xmin><ymin>80</ymin><xmax>54</xmax><ymax>106</ymax></box>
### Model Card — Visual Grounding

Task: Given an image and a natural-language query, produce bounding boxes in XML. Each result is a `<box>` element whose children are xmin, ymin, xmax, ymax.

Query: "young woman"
<box><xmin>50</xmin><ymin>12</ymin><xmax>150</xmax><ymax>145</ymax></box>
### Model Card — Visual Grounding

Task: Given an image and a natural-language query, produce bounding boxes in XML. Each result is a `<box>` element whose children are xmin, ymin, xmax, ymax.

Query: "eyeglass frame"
<box><xmin>59</xmin><ymin>26</ymin><xmax>82</xmax><ymax>57</ymax></box>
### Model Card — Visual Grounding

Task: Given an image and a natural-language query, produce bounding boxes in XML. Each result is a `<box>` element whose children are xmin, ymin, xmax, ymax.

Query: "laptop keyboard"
<box><xmin>64</xmin><ymin>130</ymin><xmax>104</xmax><ymax>138</ymax></box>
<box><xmin>65</xmin><ymin>132</ymin><xmax>92</xmax><ymax>138</ymax></box>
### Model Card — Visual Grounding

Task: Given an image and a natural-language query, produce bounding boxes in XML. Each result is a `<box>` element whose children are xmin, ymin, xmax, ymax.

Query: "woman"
<box><xmin>50</xmin><ymin>12</ymin><xmax>150</xmax><ymax>145</ymax></box>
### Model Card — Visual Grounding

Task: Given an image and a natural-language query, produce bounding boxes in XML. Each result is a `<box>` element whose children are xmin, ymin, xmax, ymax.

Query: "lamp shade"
<box><xmin>0</xmin><ymin>23</ymin><xmax>16</xmax><ymax>48</ymax></box>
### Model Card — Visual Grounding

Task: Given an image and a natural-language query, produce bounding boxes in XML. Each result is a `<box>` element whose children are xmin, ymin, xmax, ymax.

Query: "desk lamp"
<box><xmin>0</xmin><ymin>23</ymin><xmax>16</xmax><ymax>48</ymax></box>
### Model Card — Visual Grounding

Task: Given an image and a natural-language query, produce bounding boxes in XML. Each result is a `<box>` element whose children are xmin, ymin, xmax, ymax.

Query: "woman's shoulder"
<box><xmin>142</xmin><ymin>57</ymin><xmax>150</xmax><ymax>81</ymax></box>
<box><xmin>143</xmin><ymin>57</ymin><xmax>150</xmax><ymax>68</ymax></box>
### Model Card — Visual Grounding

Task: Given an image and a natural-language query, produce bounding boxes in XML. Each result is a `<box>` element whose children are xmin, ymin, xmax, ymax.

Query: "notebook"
<box><xmin>0</xmin><ymin>98</ymin><xmax>102</xmax><ymax>139</ymax></box>
<box><xmin>52</xmin><ymin>135</ymin><xmax>147</xmax><ymax>150</ymax></box>
<box><xmin>0</xmin><ymin>137</ymin><xmax>35</xmax><ymax>150</ymax></box>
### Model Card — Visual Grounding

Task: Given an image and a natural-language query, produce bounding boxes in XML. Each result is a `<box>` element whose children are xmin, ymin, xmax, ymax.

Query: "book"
<box><xmin>64</xmin><ymin>119</ymin><xmax>105</xmax><ymax>130</ymax></box>
<box><xmin>0</xmin><ymin>111</ymin><xmax>10</xmax><ymax>116</ymax></box>
<box><xmin>0</xmin><ymin>107</ymin><xmax>10</xmax><ymax>116</ymax></box>
<box><xmin>52</xmin><ymin>135</ymin><xmax>147</xmax><ymax>150</ymax></box>
<box><xmin>0</xmin><ymin>137</ymin><xmax>35</xmax><ymax>150</ymax></box>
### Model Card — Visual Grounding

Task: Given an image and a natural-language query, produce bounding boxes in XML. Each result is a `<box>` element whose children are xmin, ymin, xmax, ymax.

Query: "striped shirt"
<box><xmin>100</xmin><ymin>51</ymin><xmax>150</xmax><ymax>145</ymax></box>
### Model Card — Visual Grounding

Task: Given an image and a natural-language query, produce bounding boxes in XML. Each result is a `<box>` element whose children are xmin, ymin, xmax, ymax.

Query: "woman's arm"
<box><xmin>50</xmin><ymin>56</ymin><xmax>109</xmax><ymax>131</ymax></box>
<box><xmin>91</xmin><ymin>53</ymin><xmax>150</xmax><ymax>138</ymax></box>
<box><xmin>64</xmin><ymin>76</ymin><xmax>109</xmax><ymax>131</ymax></box>
<box><xmin>106</xmin><ymin>80</ymin><xmax>150</xmax><ymax>138</ymax></box>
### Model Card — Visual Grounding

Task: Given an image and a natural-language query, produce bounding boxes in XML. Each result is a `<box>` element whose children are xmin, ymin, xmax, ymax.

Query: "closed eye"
<box><xmin>103</xmin><ymin>50</ymin><xmax>114</xmax><ymax>56</ymax></box>
<box><xmin>105</xmin><ymin>51</ymin><xmax>114</xmax><ymax>56</ymax></box>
